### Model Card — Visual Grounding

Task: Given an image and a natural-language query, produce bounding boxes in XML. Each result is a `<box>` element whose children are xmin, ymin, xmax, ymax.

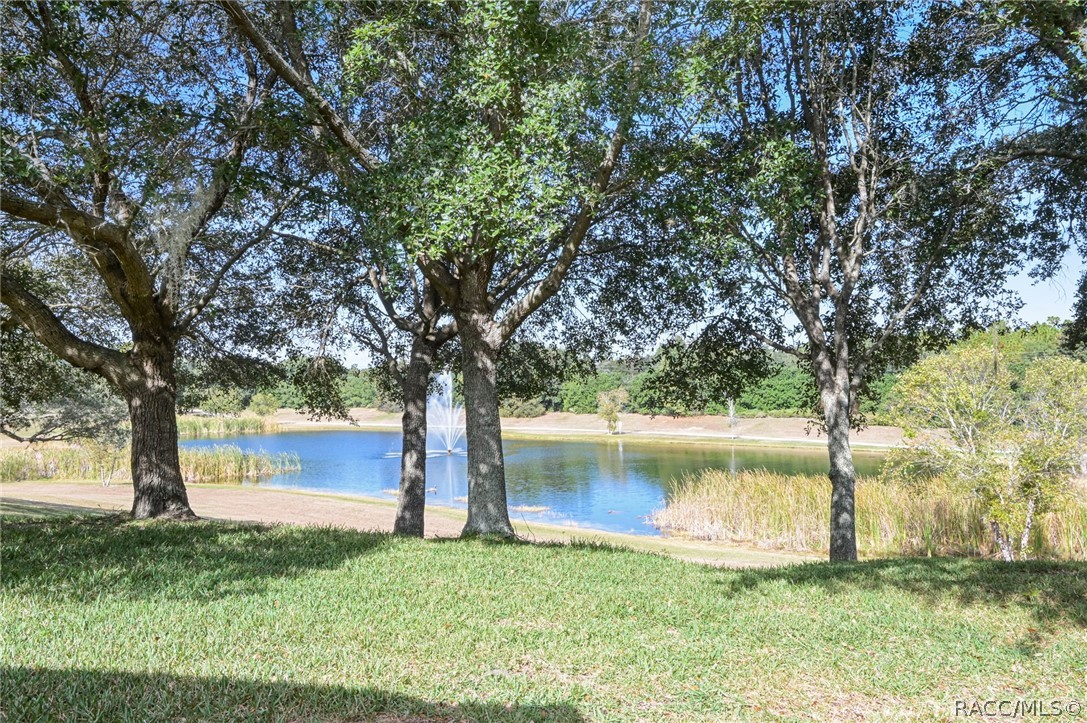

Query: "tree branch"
<box><xmin>175</xmin><ymin>187</ymin><xmax>304</xmax><ymax>333</ymax></box>
<box><xmin>497</xmin><ymin>0</ymin><xmax>654</xmax><ymax>341</ymax></box>
<box><xmin>1</xmin><ymin>271</ymin><xmax>128</xmax><ymax>384</ymax></box>
<box><xmin>219</xmin><ymin>0</ymin><xmax>382</xmax><ymax>172</ymax></box>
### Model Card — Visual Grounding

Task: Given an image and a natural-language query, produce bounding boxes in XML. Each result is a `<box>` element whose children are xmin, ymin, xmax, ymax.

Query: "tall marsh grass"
<box><xmin>652</xmin><ymin>469</ymin><xmax>1087</xmax><ymax>560</ymax></box>
<box><xmin>0</xmin><ymin>445</ymin><xmax>300</xmax><ymax>484</ymax></box>
<box><xmin>176</xmin><ymin>415</ymin><xmax>280</xmax><ymax>438</ymax></box>
<box><xmin>0</xmin><ymin>447</ymin><xmax>93</xmax><ymax>484</ymax></box>
<box><xmin>178</xmin><ymin>445</ymin><xmax>301</xmax><ymax>482</ymax></box>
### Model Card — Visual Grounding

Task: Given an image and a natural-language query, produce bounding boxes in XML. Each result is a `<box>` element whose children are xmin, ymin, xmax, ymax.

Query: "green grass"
<box><xmin>2</xmin><ymin>516</ymin><xmax>1085</xmax><ymax>721</ymax></box>
<box><xmin>653</xmin><ymin>469</ymin><xmax>1087</xmax><ymax>560</ymax></box>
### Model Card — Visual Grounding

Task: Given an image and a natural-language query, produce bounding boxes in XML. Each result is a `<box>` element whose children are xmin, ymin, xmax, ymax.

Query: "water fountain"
<box><xmin>426</xmin><ymin>371</ymin><xmax>466</xmax><ymax>456</ymax></box>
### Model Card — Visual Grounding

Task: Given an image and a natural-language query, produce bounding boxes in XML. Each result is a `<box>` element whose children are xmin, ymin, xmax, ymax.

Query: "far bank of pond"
<box><xmin>181</xmin><ymin>430</ymin><xmax>885</xmax><ymax>536</ymax></box>
<box><xmin>272</xmin><ymin>408</ymin><xmax>906</xmax><ymax>449</ymax></box>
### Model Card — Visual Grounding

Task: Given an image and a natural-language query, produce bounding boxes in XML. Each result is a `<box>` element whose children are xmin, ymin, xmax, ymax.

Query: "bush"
<box><xmin>738</xmin><ymin>364</ymin><xmax>814</xmax><ymax>413</ymax></box>
<box><xmin>246</xmin><ymin>392</ymin><xmax>279</xmax><ymax>417</ymax></box>
<box><xmin>561</xmin><ymin>372</ymin><xmax>623</xmax><ymax>414</ymax></box>
<box><xmin>202</xmin><ymin>388</ymin><xmax>244</xmax><ymax>417</ymax></box>
<box><xmin>597</xmin><ymin>388</ymin><xmax>629</xmax><ymax>434</ymax></box>
<box><xmin>271</xmin><ymin>381</ymin><xmax>304</xmax><ymax>409</ymax></box>
<box><xmin>341</xmin><ymin>372</ymin><xmax>381</xmax><ymax>408</ymax></box>
<box><xmin>887</xmin><ymin>344</ymin><xmax>1087</xmax><ymax>561</ymax></box>
<box><xmin>499</xmin><ymin>397</ymin><xmax>547</xmax><ymax>418</ymax></box>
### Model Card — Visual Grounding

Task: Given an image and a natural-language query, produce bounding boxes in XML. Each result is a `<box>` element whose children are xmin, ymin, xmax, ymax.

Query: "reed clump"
<box><xmin>0</xmin><ymin>444</ymin><xmax>299</xmax><ymax>484</ymax></box>
<box><xmin>177</xmin><ymin>445</ymin><xmax>301</xmax><ymax>482</ymax></box>
<box><xmin>0</xmin><ymin>447</ymin><xmax>96</xmax><ymax>482</ymax></box>
<box><xmin>651</xmin><ymin>469</ymin><xmax>1086</xmax><ymax>560</ymax></box>
<box><xmin>176</xmin><ymin>415</ymin><xmax>280</xmax><ymax>438</ymax></box>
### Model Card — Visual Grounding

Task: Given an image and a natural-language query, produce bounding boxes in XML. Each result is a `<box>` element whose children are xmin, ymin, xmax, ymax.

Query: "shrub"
<box><xmin>887</xmin><ymin>345</ymin><xmax>1087</xmax><ymax>561</ymax></box>
<box><xmin>202</xmin><ymin>388</ymin><xmax>244</xmax><ymax>417</ymax></box>
<box><xmin>561</xmin><ymin>372</ymin><xmax>623</xmax><ymax>414</ymax></box>
<box><xmin>341</xmin><ymin>372</ymin><xmax>381</xmax><ymax>408</ymax></box>
<box><xmin>246</xmin><ymin>392</ymin><xmax>279</xmax><ymax>418</ymax></box>
<box><xmin>271</xmin><ymin>381</ymin><xmax>304</xmax><ymax>409</ymax></box>
<box><xmin>738</xmin><ymin>364</ymin><xmax>814</xmax><ymax>413</ymax></box>
<box><xmin>499</xmin><ymin>397</ymin><xmax>547</xmax><ymax>418</ymax></box>
<box><xmin>597</xmin><ymin>388</ymin><xmax>629</xmax><ymax>434</ymax></box>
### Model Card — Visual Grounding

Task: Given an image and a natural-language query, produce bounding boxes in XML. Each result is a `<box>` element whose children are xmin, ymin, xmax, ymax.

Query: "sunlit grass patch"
<box><xmin>2</xmin><ymin>516</ymin><xmax>1084</xmax><ymax>721</ymax></box>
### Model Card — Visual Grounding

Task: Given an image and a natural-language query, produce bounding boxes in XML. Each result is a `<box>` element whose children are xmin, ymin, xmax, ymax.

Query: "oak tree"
<box><xmin>676</xmin><ymin>0</ymin><xmax>1043</xmax><ymax>560</ymax></box>
<box><xmin>224</xmin><ymin>0</ymin><xmax>671</xmax><ymax>536</ymax></box>
<box><xmin>1</xmin><ymin>2</ymin><xmax>303</xmax><ymax>517</ymax></box>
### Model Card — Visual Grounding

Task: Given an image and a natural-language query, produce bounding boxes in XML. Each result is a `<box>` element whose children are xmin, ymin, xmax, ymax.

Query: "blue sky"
<box><xmin>1011</xmin><ymin>249</ymin><xmax>1084</xmax><ymax>325</ymax></box>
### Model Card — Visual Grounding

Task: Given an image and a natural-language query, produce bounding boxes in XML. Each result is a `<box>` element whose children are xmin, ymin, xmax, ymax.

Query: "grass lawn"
<box><xmin>2</xmin><ymin>515</ymin><xmax>1084</xmax><ymax>721</ymax></box>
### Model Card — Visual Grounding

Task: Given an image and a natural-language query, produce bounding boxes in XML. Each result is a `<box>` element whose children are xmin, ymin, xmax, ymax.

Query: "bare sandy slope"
<box><xmin>0</xmin><ymin>410</ymin><xmax>901</xmax><ymax>451</ymax></box>
<box><xmin>1</xmin><ymin>480</ymin><xmax>812</xmax><ymax>568</ymax></box>
<box><xmin>276</xmin><ymin>408</ymin><xmax>904</xmax><ymax>447</ymax></box>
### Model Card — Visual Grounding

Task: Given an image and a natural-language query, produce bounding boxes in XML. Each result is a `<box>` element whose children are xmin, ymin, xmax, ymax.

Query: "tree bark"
<box><xmin>822</xmin><ymin>383</ymin><xmax>858</xmax><ymax>562</ymax></box>
<box><xmin>124</xmin><ymin>343</ymin><xmax>195</xmax><ymax>520</ymax></box>
<box><xmin>991</xmin><ymin>520</ymin><xmax>1015</xmax><ymax>562</ymax></box>
<box><xmin>458</xmin><ymin>314</ymin><xmax>514</xmax><ymax>537</ymax></box>
<box><xmin>393</xmin><ymin>337</ymin><xmax>434</xmax><ymax>537</ymax></box>
<box><xmin>1018</xmin><ymin>494</ymin><xmax>1037</xmax><ymax>558</ymax></box>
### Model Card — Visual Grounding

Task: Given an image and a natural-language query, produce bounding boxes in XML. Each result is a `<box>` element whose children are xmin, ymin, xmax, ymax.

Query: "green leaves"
<box><xmin>886</xmin><ymin>330</ymin><xmax>1087</xmax><ymax>559</ymax></box>
<box><xmin>340</xmin><ymin>1</ymin><xmax>635</xmax><ymax>265</ymax></box>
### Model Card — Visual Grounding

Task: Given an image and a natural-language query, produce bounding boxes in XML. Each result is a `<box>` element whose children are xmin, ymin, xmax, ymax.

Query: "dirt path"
<box><xmin>1</xmin><ymin>480</ymin><xmax>812</xmax><ymax>568</ymax></box>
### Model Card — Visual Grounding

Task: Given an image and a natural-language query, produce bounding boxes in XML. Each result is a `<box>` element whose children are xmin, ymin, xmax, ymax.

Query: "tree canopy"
<box><xmin>1</xmin><ymin>1</ymin><xmax>308</xmax><ymax>517</ymax></box>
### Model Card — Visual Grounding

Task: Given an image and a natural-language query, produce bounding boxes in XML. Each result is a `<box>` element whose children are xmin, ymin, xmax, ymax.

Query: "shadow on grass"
<box><xmin>2</xmin><ymin>515</ymin><xmax>648</xmax><ymax>606</ymax></box>
<box><xmin>0</xmin><ymin>497</ymin><xmax>112</xmax><ymax>519</ymax></box>
<box><xmin>718</xmin><ymin>556</ymin><xmax>1087</xmax><ymax>628</ymax></box>
<box><xmin>0</xmin><ymin>515</ymin><xmax>395</xmax><ymax>602</ymax></box>
<box><xmin>1</xmin><ymin>666</ymin><xmax>585</xmax><ymax>722</ymax></box>
<box><xmin>432</xmin><ymin>532</ymin><xmax>639</xmax><ymax>556</ymax></box>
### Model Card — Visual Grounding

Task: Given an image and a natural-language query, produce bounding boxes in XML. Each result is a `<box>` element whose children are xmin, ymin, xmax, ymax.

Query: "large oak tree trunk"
<box><xmin>125</xmin><ymin>343</ymin><xmax>195</xmax><ymax>520</ymax></box>
<box><xmin>393</xmin><ymin>338</ymin><xmax>434</xmax><ymax>537</ymax></box>
<box><xmin>822</xmin><ymin>384</ymin><xmax>858</xmax><ymax>561</ymax></box>
<box><xmin>458</xmin><ymin>315</ymin><xmax>514</xmax><ymax>537</ymax></box>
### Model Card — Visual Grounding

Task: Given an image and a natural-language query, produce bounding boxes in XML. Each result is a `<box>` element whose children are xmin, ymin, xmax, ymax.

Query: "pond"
<box><xmin>181</xmin><ymin>431</ymin><xmax>885</xmax><ymax>536</ymax></box>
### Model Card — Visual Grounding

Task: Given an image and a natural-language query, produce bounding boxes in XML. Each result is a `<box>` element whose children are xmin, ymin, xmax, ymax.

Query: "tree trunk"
<box><xmin>823</xmin><ymin>386</ymin><xmax>858</xmax><ymax>561</ymax></box>
<box><xmin>458</xmin><ymin>315</ymin><xmax>514</xmax><ymax>537</ymax></box>
<box><xmin>125</xmin><ymin>343</ymin><xmax>195</xmax><ymax>520</ymax></box>
<box><xmin>1018</xmin><ymin>494</ymin><xmax>1037</xmax><ymax>558</ymax></box>
<box><xmin>991</xmin><ymin>520</ymin><xmax>1015</xmax><ymax>562</ymax></box>
<box><xmin>393</xmin><ymin>338</ymin><xmax>434</xmax><ymax>537</ymax></box>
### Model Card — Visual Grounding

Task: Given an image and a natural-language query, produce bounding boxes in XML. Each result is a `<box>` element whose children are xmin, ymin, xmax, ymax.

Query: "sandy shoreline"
<box><xmin>273</xmin><ymin>408</ymin><xmax>903</xmax><ymax>449</ymax></box>
<box><xmin>0</xmin><ymin>409</ymin><xmax>901</xmax><ymax>452</ymax></box>
<box><xmin>1</xmin><ymin>479</ymin><xmax>813</xmax><ymax>568</ymax></box>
